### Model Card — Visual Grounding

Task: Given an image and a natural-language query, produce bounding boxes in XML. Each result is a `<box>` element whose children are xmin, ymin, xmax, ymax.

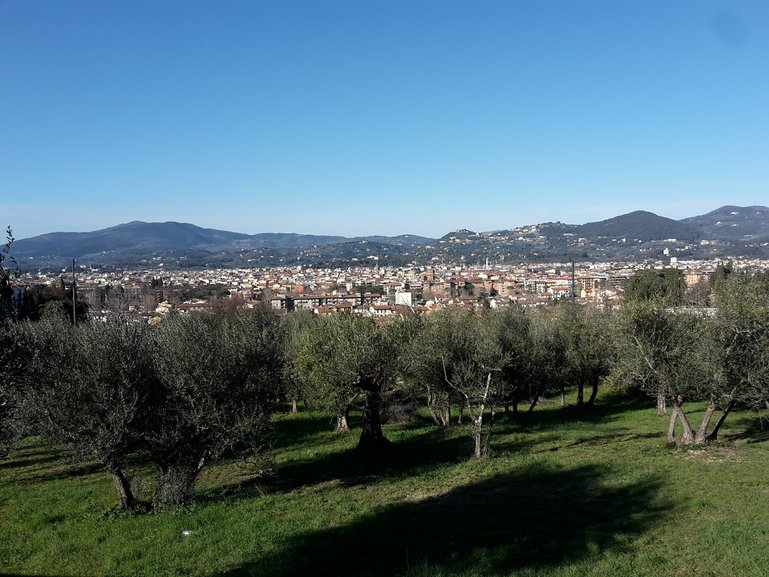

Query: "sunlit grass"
<box><xmin>2</xmin><ymin>390</ymin><xmax>769</xmax><ymax>576</ymax></box>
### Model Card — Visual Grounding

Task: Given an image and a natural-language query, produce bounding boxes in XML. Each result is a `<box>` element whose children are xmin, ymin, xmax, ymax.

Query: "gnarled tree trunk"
<box><xmin>707</xmin><ymin>398</ymin><xmax>736</xmax><ymax>442</ymax></box>
<box><xmin>427</xmin><ymin>386</ymin><xmax>451</xmax><ymax>428</ymax></box>
<box><xmin>336</xmin><ymin>406</ymin><xmax>351</xmax><ymax>432</ymax></box>
<box><xmin>357</xmin><ymin>389</ymin><xmax>391</xmax><ymax>451</ymax></box>
<box><xmin>106</xmin><ymin>461</ymin><xmax>136</xmax><ymax>509</ymax></box>
<box><xmin>667</xmin><ymin>395</ymin><xmax>694</xmax><ymax>445</ymax></box>
<box><xmin>154</xmin><ymin>462</ymin><xmax>201</xmax><ymax>509</ymax></box>
<box><xmin>587</xmin><ymin>375</ymin><xmax>600</xmax><ymax>406</ymax></box>
<box><xmin>657</xmin><ymin>391</ymin><xmax>667</xmax><ymax>416</ymax></box>
<box><xmin>695</xmin><ymin>397</ymin><xmax>718</xmax><ymax>444</ymax></box>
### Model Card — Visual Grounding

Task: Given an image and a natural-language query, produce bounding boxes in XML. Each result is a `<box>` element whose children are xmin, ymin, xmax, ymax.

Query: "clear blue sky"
<box><xmin>2</xmin><ymin>0</ymin><xmax>768</xmax><ymax>240</ymax></box>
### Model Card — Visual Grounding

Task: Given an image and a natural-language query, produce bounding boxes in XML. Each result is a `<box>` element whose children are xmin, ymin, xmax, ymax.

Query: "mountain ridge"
<box><xmin>10</xmin><ymin>206</ymin><xmax>769</xmax><ymax>268</ymax></box>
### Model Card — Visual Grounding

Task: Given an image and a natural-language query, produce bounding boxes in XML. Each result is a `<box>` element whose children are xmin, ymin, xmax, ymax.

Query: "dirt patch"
<box><xmin>679</xmin><ymin>446</ymin><xmax>743</xmax><ymax>464</ymax></box>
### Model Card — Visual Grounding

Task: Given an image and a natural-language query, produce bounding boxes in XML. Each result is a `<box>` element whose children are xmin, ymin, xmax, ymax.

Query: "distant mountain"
<box><xmin>577</xmin><ymin>211</ymin><xmax>699</xmax><ymax>242</ymax></box>
<box><xmin>681</xmin><ymin>205</ymin><xmax>769</xmax><ymax>242</ymax></box>
<box><xmin>10</xmin><ymin>205</ymin><xmax>769</xmax><ymax>268</ymax></box>
<box><xmin>11</xmin><ymin>221</ymin><xmax>436</xmax><ymax>268</ymax></box>
<box><xmin>14</xmin><ymin>221</ymin><xmax>251</xmax><ymax>260</ymax></box>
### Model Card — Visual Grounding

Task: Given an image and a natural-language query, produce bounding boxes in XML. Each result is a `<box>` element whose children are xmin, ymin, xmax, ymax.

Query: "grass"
<box><xmin>3</xmin><ymin>390</ymin><xmax>769</xmax><ymax>576</ymax></box>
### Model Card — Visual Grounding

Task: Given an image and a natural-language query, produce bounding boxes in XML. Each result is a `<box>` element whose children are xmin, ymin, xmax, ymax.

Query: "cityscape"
<box><xmin>7</xmin><ymin>204</ymin><xmax>769</xmax><ymax>321</ymax></box>
<box><xmin>12</xmin><ymin>254</ymin><xmax>768</xmax><ymax>322</ymax></box>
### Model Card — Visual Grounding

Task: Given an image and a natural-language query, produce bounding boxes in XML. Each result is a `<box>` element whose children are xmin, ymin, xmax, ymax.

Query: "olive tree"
<box><xmin>487</xmin><ymin>306</ymin><xmax>532</xmax><ymax>416</ymax></box>
<box><xmin>291</xmin><ymin>313</ymin><xmax>410</xmax><ymax>450</ymax></box>
<box><xmin>281</xmin><ymin>310</ymin><xmax>324</xmax><ymax>415</ymax></box>
<box><xmin>525</xmin><ymin>311</ymin><xmax>570</xmax><ymax>413</ymax></box>
<box><xmin>148</xmin><ymin>308</ymin><xmax>281</xmax><ymax>508</ymax></box>
<box><xmin>559</xmin><ymin>304</ymin><xmax>615</xmax><ymax>407</ymax></box>
<box><xmin>705</xmin><ymin>273</ymin><xmax>769</xmax><ymax>440</ymax></box>
<box><xmin>1</xmin><ymin>227</ymin><xmax>25</xmax><ymax>456</ymax></box>
<box><xmin>411</xmin><ymin>309</ymin><xmax>506</xmax><ymax>458</ymax></box>
<box><xmin>0</xmin><ymin>321</ymin><xmax>29</xmax><ymax>457</ymax></box>
<box><xmin>618</xmin><ymin>301</ymin><xmax>716</xmax><ymax>444</ymax></box>
<box><xmin>20</xmin><ymin>317</ymin><xmax>157</xmax><ymax>508</ymax></box>
<box><xmin>289</xmin><ymin>313</ymin><xmax>361</xmax><ymax>432</ymax></box>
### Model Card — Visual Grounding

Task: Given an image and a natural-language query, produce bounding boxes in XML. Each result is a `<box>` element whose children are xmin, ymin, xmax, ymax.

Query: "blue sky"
<box><xmin>2</xmin><ymin>1</ymin><xmax>768</xmax><ymax>240</ymax></box>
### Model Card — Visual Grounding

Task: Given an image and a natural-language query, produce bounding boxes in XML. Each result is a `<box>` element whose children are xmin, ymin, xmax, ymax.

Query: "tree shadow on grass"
<box><xmin>724</xmin><ymin>413</ymin><xmax>769</xmax><ymax>444</ymax></box>
<box><xmin>272</xmin><ymin>411</ymin><xmax>437</xmax><ymax>453</ymax></box>
<box><xmin>492</xmin><ymin>433</ymin><xmax>562</xmax><ymax>455</ymax></box>
<box><xmin>0</xmin><ymin>459</ymin><xmax>106</xmax><ymax>485</ymax></box>
<box><xmin>198</xmin><ymin>426</ymin><xmax>472</xmax><ymax>503</ymax></box>
<box><xmin>216</xmin><ymin>462</ymin><xmax>669</xmax><ymax>577</ymax></box>
<box><xmin>509</xmin><ymin>392</ymin><xmax>653</xmax><ymax>430</ymax></box>
<box><xmin>0</xmin><ymin>451</ymin><xmax>69</xmax><ymax>472</ymax></box>
<box><xmin>200</xmin><ymin>395</ymin><xmax>660</xmax><ymax>505</ymax></box>
<box><xmin>273</xmin><ymin>412</ymin><xmax>342</xmax><ymax>448</ymax></box>
<box><xmin>0</xmin><ymin>441</ymin><xmax>107</xmax><ymax>485</ymax></box>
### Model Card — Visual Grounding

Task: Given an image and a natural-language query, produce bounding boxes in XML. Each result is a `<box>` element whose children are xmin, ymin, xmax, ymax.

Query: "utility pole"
<box><xmin>72</xmin><ymin>258</ymin><xmax>77</xmax><ymax>325</ymax></box>
<box><xmin>571</xmin><ymin>260</ymin><xmax>576</xmax><ymax>304</ymax></box>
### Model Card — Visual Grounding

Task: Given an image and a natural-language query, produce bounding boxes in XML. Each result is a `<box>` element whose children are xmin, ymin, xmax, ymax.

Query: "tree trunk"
<box><xmin>587</xmin><ymin>375</ymin><xmax>599</xmax><ymax>406</ymax></box>
<box><xmin>695</xmin><ymin>398</ymin><xmax>718</xmax><ymax>444</ymax></box>
<box><xmin>527</xmin><ymin>382</ymin><xmax>547</xmax><ymax>414</ymax></box>
<box><xmin>442</xmin><ymin>405</ymin><xmax>451</xmax><ymax>428</ymax></box>
<box><xmin>560</xmin><ymin>386</ymin><xmax>566</xmax><ymax>407</ymax></box>
<box><xmin>472</xmin><ymin>415</ymin><xmax>483</xmax><ymax>458</ymax></box>
<box><xmin>667</xmin><ymin>395</ymin><xmax>694</xmax><ymax>445</ymax></box>
<box><xmin>481</xmin><ymin>405</ymin><xmax>496</xmax><ymax>457</ymax></box>
<box><xmin>707</xmin><ymin>398</ymin><xmax>736</xmax><ymax>442</ymax></box>
<box><xmin>667</xmin><ymin>409</ymin><xmax>677</xmax><ymax>443</ymax></box>
<box><xmin>657</xmin><ymin>391</ymin><xmax>667</xmax><ymax>416</ymax></box>
<box><xmin>106</xmin><ymin>462</ymin><xmax>136</xmax><ymax>509</ymax></box>
<box><xmin>336</xmin><ymin>406</ymin><xmax>350</xmax><ymax>432</ymax></box>
<box><xmin>154</xmin><ymin>462</ymin><xmax>200</xmax><ymax>509</ymax></box>
<box><xmin>576</xmin><ymin>382</ymin><xmax>584</xmax><ymax>406</ymax></box>
<box><xmin>291</xmin><ymin>398</ymin><xmax>298</xmax><ymax>414</ymax></box>
<box><xmin>428</xmin><ymin>400</ymin><xmax>450</xmax><ymax>428</ymax></box>
<box><xmin>428</xmin><ymin>405</ymin><xmax>441</xmax><ymax>426</ymax></box>
<box><xmin>357</xmin><ymin>389</ymin><xmax>391</xmax><ymax>451</ymax></box>
<box><xmin>457</xmin><ymin>402</ymin><xmax>464</xmax><ymax>426</ymax></box>
<box><xmin>471</xmin><ymin>374</ymin><xmax>492</xmax><ymax>458</ymax></box>
<box><xmin>427</xmin><ymin>386</ymin><xmax>442</xmax><ymax>426</ymax></box>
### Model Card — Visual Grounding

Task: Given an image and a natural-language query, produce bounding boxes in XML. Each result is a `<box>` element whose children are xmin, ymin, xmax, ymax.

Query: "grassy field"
<box><xmin>3</xmin><ymin>390</ymin><xmax>769</xmax><ymax>577</ymax></box>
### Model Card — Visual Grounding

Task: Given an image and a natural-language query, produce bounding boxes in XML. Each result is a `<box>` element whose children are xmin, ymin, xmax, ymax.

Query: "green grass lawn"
<box><xmin>3</xmin><ymin>391</ymin><xmax>769</xmax><ymax>577</ymax></box>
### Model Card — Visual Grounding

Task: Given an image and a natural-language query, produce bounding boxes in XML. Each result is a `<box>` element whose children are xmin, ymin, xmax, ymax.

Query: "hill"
<box><xmin>11</xmin><ymin>222</ymin><xmax>431</xmax><ymax>268</ymax></box>
<box><xmin>681</xmin><ymin>205</ymin><xmax>769</xmax><ymax>242</ymax></box>
<box><xmin>577</xmin><ymin>210</ymin><xmax>699</xmax><ymax>242</ymax></box>
<box><xmin>13</xmin><ymin>221</ymin><xmax>251</xmax><ymax>259</ymax></box>
<box><xmin>9</xmin><ymin>205</ymin><xmax>769</xmax><ymax>267</ymax></box>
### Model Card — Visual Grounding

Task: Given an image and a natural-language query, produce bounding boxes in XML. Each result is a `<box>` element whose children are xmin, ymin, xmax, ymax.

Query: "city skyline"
<box><xmin>3</xmin><ymin>1</ymin><xmax>769</xmax><ymax>240</ymax></box>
